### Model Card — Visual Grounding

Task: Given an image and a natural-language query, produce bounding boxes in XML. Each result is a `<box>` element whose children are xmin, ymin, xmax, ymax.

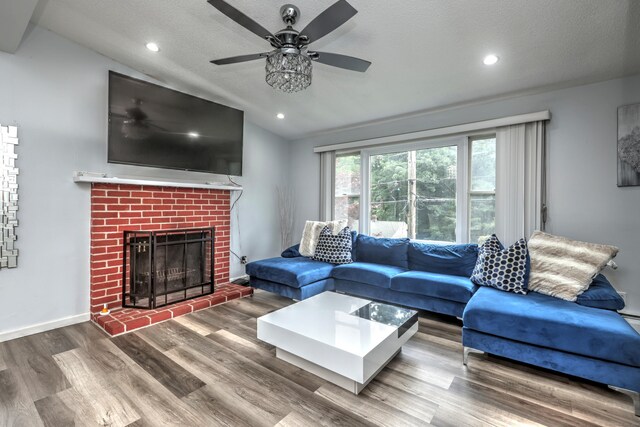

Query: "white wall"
<box><xmin>0</xmin><ymin>25</ymin><xmax>290</xmax><ymax>339</ymax></box>
<box><xmin>290</xmin><ymin>74</ymin><xmax>640</xmax><ymax>316</ymax></box>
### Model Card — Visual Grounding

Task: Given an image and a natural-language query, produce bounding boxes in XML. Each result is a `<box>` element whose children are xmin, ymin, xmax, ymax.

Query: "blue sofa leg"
<box><xmin>609</xmin><ymin>386</ymin><xmax>640</xmax><ymax>417</ymax></box>
<box><xmin>463</xmin><ymin>346</ymin><xmax>483</xmax><ymax>366</ymax></box>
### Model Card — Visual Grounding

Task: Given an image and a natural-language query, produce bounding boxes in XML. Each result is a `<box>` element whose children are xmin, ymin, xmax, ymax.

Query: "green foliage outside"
<box><xmin>370</xmin><ymin>147</ymin><xmax>457</xmax><ymax>241</ymax></box>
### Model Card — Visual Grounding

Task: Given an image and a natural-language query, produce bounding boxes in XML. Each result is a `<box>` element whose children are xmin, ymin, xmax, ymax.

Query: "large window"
<box><xmin>333</xmin><ymin>135</ymin><xmax>496</xmax><ymax>244</ymax></box>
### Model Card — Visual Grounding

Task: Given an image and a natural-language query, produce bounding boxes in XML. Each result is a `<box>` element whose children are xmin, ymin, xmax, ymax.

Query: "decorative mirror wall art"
<box><xmin>617</xmin><ymin>103</ymin><xmax>640</xmax><ymax>187</ymax></box>
<box><xmin>1</xmin><ymin>124</ymin><xmax>19</xmax><ymax>268</ymax></box>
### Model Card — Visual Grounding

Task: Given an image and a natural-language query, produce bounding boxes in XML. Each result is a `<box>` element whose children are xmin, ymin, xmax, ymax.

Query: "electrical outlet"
<box><xmin>240</xmin><ymin>256</ymin><xmax>248</xmax><ymax>264</ymax></box>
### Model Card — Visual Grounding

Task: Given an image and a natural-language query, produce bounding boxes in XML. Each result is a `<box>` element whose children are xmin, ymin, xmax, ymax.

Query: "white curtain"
<box><xmin>495</xmin><ymin>121</ymin><xmax>547</xmax><ymax>244</ymax></box>
<box><xmin>319</xmin><ymin>151</ymin><xmax>335</xmax><ymax>221</ymax></box>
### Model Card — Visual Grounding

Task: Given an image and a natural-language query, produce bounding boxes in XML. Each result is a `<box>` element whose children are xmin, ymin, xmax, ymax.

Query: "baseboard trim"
<box><xmin>0</xmin><ymin>312</ymin><xmax>90</xmax><ymax>343</ymax></box>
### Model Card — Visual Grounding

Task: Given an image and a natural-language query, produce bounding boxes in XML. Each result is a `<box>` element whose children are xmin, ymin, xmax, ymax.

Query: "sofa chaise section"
<box><xmin>462</xmin><ymin>286</ymin><xmax>640</xmax><ymax>409</ymax></box>
<box><xmin>246</xmin><ymin>257</ymin><xmax>335</xmax><ymax>300</ymax></box>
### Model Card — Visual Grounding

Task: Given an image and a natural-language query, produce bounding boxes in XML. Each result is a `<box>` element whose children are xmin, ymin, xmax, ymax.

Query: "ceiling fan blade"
<box><xmin>207</xmin><ymin>0</ymin><xmax>276</xmax><ymax>42</ymax></box>
<box><xmin>309</xmin><ymin>51</ymin><xmax>371</xmax><ymax>72</ymax></box>
<box><xmin>300</xmin><ymin>0</ymin><xmax>357</xmax><ymax>44</ymax></box>
<box><xmin>211</xmin><ymin>52</ymin><xmax>269</xmax><ymax>65</ymax></box>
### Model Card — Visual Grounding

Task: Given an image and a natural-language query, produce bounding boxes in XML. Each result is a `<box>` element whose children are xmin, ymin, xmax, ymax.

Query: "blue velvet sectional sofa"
<box><xmin>247</xmin><ymin>234</ymin><xmax>640</xmax><ymax>414</ymax></box>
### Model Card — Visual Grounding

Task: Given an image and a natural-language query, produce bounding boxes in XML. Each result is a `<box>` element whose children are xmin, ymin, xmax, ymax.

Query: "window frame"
<box><xmin>468</xmin><ymin>134</ymin><xmax>497</xmax><ymax>243</ymax></box>
<box><xmin>332</xmin><ymin>131</ymin><xmax>496</xmax><ymax>244</ymax></box>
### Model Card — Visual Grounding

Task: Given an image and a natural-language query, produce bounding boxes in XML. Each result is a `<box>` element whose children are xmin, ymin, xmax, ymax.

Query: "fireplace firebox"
<box><xmin>122</xmin><ymin>227</ymin><xmax>215</xmax><ymax>309</ymax></box>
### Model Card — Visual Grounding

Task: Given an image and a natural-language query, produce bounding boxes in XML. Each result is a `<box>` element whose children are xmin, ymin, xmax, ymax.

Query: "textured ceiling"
<box><xmin>33</xmin><ymin>0</ymin><xmax>640</xmax><ymax>140</ymax></box>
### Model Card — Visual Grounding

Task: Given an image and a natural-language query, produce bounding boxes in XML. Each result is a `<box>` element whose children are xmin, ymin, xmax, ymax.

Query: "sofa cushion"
<box><xmin>332</xmin><ymin>262</ymin><xmax>407</xmax><ymax>288</ymax></box>
<box><xmin>391</xmin><ymin>271</ymin><xmax>478</xmax><ymax>304</ymax></box>
<box><xmin>355</xmin><ymin>235</ymin><xmax>409</xmax><ymax>268</ymax></box>
<box><xmin>246</xmin><ymin>257</ymin><xmax>334</xmax><ymax>289</ymax></box>
<box><xmin>576</xmin><ymin>274</ymin><xmax>625</xmax><ymax>311</ymax></box>
<box><xmin>408</xmin><ymin>241</ymin><xmax>478</xmax><ymax>277</ymax></box>
<box><xmin>463</xmin><ymin>287</ymin><xmax>640</xmax><ymax>367</ymax></box>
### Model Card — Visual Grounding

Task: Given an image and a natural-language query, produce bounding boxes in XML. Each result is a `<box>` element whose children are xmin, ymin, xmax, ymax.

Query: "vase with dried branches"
<box><xmin>277</xmin><ymin>185</ymin><xmax>295</xmax><ymax>251</ymax></box>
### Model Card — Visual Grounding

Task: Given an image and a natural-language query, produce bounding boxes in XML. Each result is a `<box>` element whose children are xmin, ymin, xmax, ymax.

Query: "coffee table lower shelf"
<box><xmin>276</xmin><ymin>347</ymin><xmax>402</xmax><ymax>395</ymax></box>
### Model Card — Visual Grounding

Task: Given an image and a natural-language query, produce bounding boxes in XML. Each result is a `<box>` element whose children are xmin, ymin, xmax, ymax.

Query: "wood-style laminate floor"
<box><xmin>0</xmin><ymin>290</ymin><xmax>638</xmax><ymax>426</ymax></box>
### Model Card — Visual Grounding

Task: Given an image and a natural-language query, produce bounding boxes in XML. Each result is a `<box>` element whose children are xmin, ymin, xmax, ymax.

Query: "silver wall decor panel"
<box><xmin>1</xmin><ymin>125</ymin><xmax>18</xmax><ymax>269</ymax></box>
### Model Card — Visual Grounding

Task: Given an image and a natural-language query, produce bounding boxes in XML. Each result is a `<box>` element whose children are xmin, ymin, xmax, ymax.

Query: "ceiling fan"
<box><xmin>207</xmin><ymin>0</ymin><xmax>371</xmax><ymax>93</ymax></box>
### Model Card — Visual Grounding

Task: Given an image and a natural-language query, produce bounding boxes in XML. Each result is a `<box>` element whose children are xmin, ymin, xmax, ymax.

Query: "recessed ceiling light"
<box><xmin>483</xmin><ymin>54</ymin><xmax>499</xmax><ymax>65</ymax></box>
<box><xmin>188</xmin><ymin>132</ymin><xmax>200</xmax><ymax>138</ymax></box>
<box><xmin>146</xmin><ymin>42</ymin><xmax>160</xmax><ymax>52</ymax></box>
<box><xmin>276</xmin><ymin>113</ymin><xmax>285</xmax><ymax>120</ymax></box>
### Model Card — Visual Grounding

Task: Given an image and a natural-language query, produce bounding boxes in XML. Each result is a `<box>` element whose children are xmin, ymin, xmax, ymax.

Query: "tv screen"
<box><xmin>108</xmin><ymin>71</ymin><xmax>244</xmax><ymax>175</ymax></box>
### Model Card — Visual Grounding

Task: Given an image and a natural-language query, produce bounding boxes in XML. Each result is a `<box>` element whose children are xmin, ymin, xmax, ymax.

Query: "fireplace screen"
<box><xmin>123</xmin><ymin>227</ymin><xmax>214</xmax><ymax>309</ymax></box>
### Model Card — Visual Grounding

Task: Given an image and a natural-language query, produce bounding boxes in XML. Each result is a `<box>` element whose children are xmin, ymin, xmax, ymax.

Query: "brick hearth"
<box><xmin>89</xmin><ymin>183</ymin><xmax>252</xmax><ymax>335</ymax></box>
<box><xmin>92</xmin><ymin>283</ymin><xmax>252</xmax><ymax>336</ymax></box>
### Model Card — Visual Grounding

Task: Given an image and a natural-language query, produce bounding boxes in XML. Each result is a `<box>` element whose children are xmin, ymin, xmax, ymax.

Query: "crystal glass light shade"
<box><xmin>265</xmin><ymin>52</ymin><xmax>312</xmax><ymax>93</ymax></box>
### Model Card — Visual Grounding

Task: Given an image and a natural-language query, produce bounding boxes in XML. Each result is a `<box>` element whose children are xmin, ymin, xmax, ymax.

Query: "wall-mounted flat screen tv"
<box><xmin>108</xmin><ymin>71</ymin><xmax>244</xmax><ymax>176</ymax></box>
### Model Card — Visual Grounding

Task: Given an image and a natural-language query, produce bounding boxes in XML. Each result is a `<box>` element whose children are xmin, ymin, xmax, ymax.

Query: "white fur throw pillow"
<box><xmin>528</xmin><ymin>231</ymin><xmax>618</xmax><ymax>301</ymax></box>
<box><xmin>299</xmin><ymin>220</ymin><xmax>347</xmax><ymax>257</ymax></box>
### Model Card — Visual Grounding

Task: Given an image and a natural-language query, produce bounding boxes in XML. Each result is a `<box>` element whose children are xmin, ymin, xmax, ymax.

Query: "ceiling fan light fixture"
<box><xmin>265</xmin><ymin>51</ymin><xmax>312</xmax><ymax>93</ymax></box>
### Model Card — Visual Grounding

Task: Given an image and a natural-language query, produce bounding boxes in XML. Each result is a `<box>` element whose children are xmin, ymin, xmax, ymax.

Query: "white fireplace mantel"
<box><xmin>73</xmin><ymin>171</ymin><xmax>243</xmax><ymax>191</ymax></box>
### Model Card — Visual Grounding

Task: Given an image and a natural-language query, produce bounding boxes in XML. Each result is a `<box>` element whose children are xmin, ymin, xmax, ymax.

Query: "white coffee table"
<box><xmin>257</xmin><ymin>291</ymin><xmax>418</xmax><ymax>394</ymax></box>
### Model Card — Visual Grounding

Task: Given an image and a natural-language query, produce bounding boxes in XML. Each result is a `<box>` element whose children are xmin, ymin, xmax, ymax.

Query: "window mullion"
<box><xmin>360</xmin><ymin>150</ymin><xmax>370</xmax><ymax>236</ymax></box>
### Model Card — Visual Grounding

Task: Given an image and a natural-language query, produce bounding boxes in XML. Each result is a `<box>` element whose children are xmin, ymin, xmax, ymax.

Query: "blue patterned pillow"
<box><xmin>471</xmin><ymin>234</ymin><xmax>530</xmax><ymax>294</ymax></box>
<box><xmin>313</xmin><ymin>226</ymin><xmax>353</xmax><ymax>265</ymax></box>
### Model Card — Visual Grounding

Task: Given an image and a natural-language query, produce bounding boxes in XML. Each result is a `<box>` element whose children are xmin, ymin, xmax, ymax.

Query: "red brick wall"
<box><xmin>90</xmin><ymin>183</ymin><xmax>231</xmax><ymax>314</ymax></box>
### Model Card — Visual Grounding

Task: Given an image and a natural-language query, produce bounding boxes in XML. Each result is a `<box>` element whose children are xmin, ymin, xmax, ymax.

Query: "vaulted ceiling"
<box><xmin>31</xmin><ymin>0</ymin><xmax>640</xmax><ymax>140</ymax></box>
<box><xmin>0</xmin><ymin>0</ymin><xmax>39</xmax><ymax>53</ymax></box>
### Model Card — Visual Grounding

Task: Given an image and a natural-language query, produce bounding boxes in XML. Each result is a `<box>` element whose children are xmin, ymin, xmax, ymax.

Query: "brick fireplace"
<box><xmin>89</xmin><ymin>183</ymin><xmax>252</xmax><ymax>335</ymax></box>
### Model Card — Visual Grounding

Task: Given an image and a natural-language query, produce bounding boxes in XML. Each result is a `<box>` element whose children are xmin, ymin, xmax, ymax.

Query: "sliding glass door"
<box><xmin>368</xmin><ymin>145</ymin><xmax>458</xmax><ymax>241</ymax></box>
<box><xmin>333</xmin><ymin>135</ymin><xmax>496</xmax><ymax>244</ymax></box>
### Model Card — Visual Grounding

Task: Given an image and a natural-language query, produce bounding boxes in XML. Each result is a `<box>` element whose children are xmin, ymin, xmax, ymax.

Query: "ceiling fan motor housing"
<box><xmin>274</xmin><ymin>28</ymin><xmax>301</xmax><ymax>48</ymax></box>
<box><xmin>280</xmin><ymin>4</ymin><xmax>300</xmax><ymax>25</ymax></box>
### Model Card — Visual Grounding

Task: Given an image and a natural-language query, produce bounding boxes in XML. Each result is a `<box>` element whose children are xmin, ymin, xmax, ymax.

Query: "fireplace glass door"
<box><xmin>123</xmin><ymin>227</ymin><xmax>214</xmax><ymax>309</ymax></box>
